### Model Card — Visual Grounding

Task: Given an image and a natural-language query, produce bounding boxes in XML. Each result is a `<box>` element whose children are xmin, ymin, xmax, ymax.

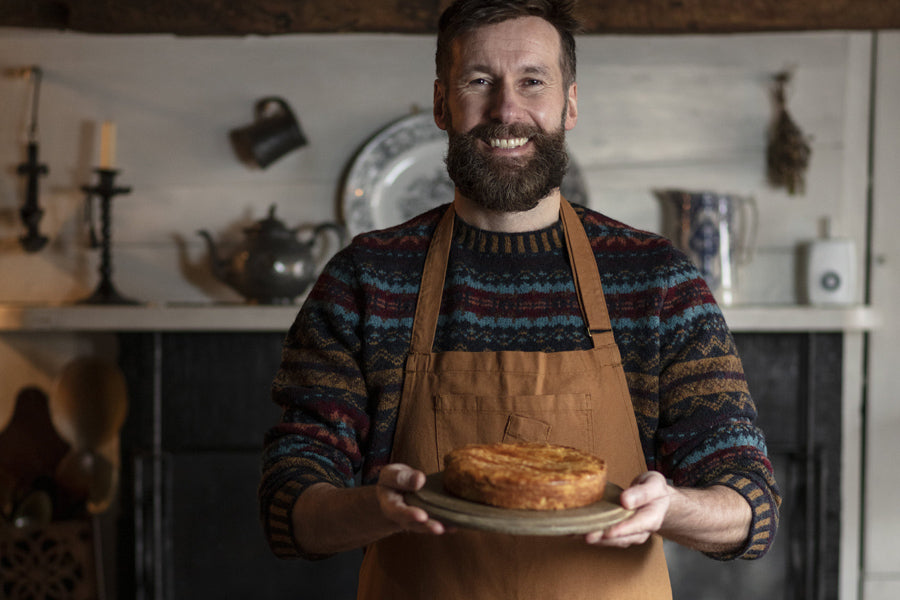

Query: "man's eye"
<box><xmin>524</xmin><ymin>79</ymin><xmax>543</xmax><ymax>87</ymax></box>
<box><xmin>471</xmin><ymin>78</ymin><xmax>490</xmax><ymax>86</ymax></box>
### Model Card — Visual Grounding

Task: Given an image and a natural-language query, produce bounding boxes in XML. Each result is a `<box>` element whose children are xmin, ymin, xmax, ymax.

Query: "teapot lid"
<box><xmin>248</xmin><ymin>204</ymin><xmax>290</xmax><ymax>235</ymax></box>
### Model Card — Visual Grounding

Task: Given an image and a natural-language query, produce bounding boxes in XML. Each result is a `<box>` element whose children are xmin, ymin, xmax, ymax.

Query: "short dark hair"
<box><xmin>436</xmin><ymin>0</ymin><xmax>580</xmax><ymax>87</ymax></box>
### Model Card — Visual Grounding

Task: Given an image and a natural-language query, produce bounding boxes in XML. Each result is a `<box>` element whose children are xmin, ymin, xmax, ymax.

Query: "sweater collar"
<box><xmin>452</xmin><ymin>214</ymin><xmax>566</xmax><ymax>255</ymax></box>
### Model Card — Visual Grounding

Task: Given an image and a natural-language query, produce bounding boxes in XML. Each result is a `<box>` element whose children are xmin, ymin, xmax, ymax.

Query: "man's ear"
<box><xmin>565</xmin><ymin>82</ymin><xmax>578</xmax><ymax>131</ymax></box>
<box><xmin>434</xmin><ymin>79</ymin><xmax>449</xmax><ymax>131</ymax></box>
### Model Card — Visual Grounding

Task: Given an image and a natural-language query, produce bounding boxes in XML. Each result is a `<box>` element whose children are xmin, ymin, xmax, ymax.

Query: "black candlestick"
<box><xmin>79</xmin><ymin>168</ymin><xmax>139</xmax><ymax>305</ymax></box>
<box><xmin>16</xmin><ymin>67</ymin><xmax>49</xmax><ymax>253</ymax></box>
<box><xmin>17</xmin><ymin>142</ymin><xmax>49</xmax><ymax>253</ymax></box>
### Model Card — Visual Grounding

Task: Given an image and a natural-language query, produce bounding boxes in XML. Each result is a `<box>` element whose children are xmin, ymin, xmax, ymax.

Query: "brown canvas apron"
<box><xmin>358</xmin><ymin>199</ymin><xmax>671</xmax><ymax>600</ymax></box>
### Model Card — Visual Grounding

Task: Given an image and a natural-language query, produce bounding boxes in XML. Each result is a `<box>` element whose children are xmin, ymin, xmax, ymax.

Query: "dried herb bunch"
<box><xmin>767</xmin><ymin>71</ymin><xmax>812</xmax><ymax>195</ymax></box>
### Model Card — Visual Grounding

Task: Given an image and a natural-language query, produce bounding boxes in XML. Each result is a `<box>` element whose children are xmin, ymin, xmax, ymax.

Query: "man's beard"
<box><xmin>444</xmin><ymin>117</ymin><xmax>569</xmax><ymax>214</ymax></box>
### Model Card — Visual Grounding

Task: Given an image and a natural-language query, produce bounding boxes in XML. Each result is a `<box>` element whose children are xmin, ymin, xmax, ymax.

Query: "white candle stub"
<box><xmin>99</xmin><ymin>121</ymin><xmax>117</xmax><ymax>169</ymax></box>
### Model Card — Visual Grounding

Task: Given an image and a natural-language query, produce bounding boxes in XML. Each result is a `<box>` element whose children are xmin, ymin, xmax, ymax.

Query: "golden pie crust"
<box><xmin>443</xmin><ymin>442</ymin><xmax>607</xmax><ymax>510</ymax></box>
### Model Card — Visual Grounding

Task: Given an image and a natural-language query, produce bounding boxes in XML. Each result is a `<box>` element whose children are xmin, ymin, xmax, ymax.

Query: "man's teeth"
<box><xmin>489</xmin><ymin>137</ymin><xmax>529</xmax><ymax>149</ymax></box>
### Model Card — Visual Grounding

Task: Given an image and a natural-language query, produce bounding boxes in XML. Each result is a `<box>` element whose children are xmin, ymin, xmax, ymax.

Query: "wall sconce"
<box><xmin>229</xmin><ymin>97</ymin><xmax>308</xmax><ymax>169</ymax></box>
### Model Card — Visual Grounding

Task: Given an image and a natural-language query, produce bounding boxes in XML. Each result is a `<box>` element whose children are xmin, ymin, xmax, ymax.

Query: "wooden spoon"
<box><xmin>51</xmin><ymin>357</ymin><xmax>128</xmax><ymax>451</ymax></box>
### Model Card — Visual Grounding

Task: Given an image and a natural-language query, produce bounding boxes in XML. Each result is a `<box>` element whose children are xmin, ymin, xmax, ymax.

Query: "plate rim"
<box><xmin>340</xmin><ymin>112</ymin><xmax>445</xmax><ymax>237</ymax></box>
<box><xmin>405</xmin><ymin>471</ymin><xmax>634</xmax><ymax>536</ymax></box>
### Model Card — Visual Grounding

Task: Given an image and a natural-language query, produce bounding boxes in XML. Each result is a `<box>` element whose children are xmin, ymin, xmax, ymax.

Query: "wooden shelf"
<box><xmin>721</xmin><ymin>305</ymin><xmax>880</xmax><ymax>333</ymax></box>
<box><xmin>0</xmin><ymin>303</ymin><xmax>301</xmax><ymax>332</ymax></box>
<box><xmin>0</xmin><ymin>303</ymin><xmax>881</xmax><ymax>333</ymax></box>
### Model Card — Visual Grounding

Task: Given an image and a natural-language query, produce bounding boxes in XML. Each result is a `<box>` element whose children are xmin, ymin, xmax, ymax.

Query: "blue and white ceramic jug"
<box><xmin>657</xmin><ymin>190</ymin><xmax>757</xmax><ymax>305</ymax></box>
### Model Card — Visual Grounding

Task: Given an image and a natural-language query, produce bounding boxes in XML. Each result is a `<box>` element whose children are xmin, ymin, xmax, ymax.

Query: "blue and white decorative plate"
<box><xmin>340</xmin><ymin>112</ymin><xmax>589</xmax><ymax>238</ymax></box>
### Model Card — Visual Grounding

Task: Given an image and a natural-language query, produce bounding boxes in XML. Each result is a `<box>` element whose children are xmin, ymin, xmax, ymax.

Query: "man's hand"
<box><xmin>584</xmin><ymin>470</ymin><xmax>751</xmax><ymax>554</ymax></box>
<box><xmin>292</xmin><ymin>463</ymin><xmax>448</xmax><ymax>556</ymax></box>
<box><xmin>376</xmin><ymin>463</ymin><xmax>447</xmax><ymax>535</ymax></box>
<box><xmin>584</xmin><ymin>471</ymin><xmax>670</xmax><ymax>547</ymax></box>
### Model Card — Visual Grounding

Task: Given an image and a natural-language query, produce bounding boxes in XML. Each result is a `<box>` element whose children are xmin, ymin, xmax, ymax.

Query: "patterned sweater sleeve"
<box><xmin>654</xmin><ymin>253</ymin><xmax>781</xmax><ymax>561</ymax></box>
<box><xmin>258</xmin><ymin>247</ymin><xmax>369</xmax><ymax>560</ymax></box>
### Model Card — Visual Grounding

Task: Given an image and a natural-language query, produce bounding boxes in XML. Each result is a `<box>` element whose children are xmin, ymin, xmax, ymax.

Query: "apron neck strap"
<box><xmin>409</xmin><ymin>199</ymin><xmax>613</xmax><ymax>353</ymax></box>
<box><xmin>559</xmin><ymin>199</ymin><xmax>614</xmax><ymax>343</ymax></box>
<box><xmin>409</xmin><ymin>204</ymin><xmax>456</xmax><ymax>353</ymax></box>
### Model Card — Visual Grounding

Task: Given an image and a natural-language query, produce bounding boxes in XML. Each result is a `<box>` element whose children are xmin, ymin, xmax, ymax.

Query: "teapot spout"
<box><xmin>197</xmin><ymin>230</ymin><xmax>227</xmax><ymax>280</ymax></box>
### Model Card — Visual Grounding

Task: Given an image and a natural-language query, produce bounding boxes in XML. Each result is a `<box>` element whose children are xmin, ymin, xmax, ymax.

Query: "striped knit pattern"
<box><xmin>259</xmin><ymin>203</ymin><xmax>780</xmax><ymax>561</ymax></box>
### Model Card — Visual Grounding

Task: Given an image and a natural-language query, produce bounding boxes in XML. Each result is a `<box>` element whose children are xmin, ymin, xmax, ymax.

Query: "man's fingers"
<box><xmin>376</xmin><ymin>464</ymin><xmax>446</xmax><ymax>534</ymax></box>
<box><xmin>619</xmin><ymin>471</ymin><xmax>667</xmax><ymax>510</ymax></box>
<box><xmin>585</xmin><ymin>471</ymin><xmax>671</xmax><ymax>547</ymax></box>
<box><xmin>587</xmin><ymin>529</ymin><xmax>652</xmax><ymax>547</ymax></box>
<box><xmin>379</xmin><ymin>463</ymin><xmax>426</xmax><ymax>491</ymax></box>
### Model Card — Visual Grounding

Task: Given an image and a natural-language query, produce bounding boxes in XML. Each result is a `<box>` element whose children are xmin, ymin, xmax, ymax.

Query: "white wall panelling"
<box><xmin>863</xmin><ymin>31</ymin><xmax>900</xmax><ymax>600</ymax></box>
<box><xmin>0</xmin><ymin>30</ymin><xmax>873</xmax><ymax>305</ymax></box>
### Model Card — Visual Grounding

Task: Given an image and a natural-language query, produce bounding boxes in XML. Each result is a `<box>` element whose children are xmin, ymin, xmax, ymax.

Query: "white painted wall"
<box><xmin>0</xmin><ymin>27</ymin><xmax>895</xmax><ymax>598</ymax></box>
<box><xmin>864</xmin><ymin>31</ymin><xmax>900</xmax><ymax>600</ymax></box>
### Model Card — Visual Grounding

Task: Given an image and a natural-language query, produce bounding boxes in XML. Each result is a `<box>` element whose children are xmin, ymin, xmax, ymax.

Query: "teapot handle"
<box><xmin>312</xmin><ymin>222</ymin><xmax>347</xmax><ymax>245</ymax></box>
<box><xmin>302</xmin><ymin>221</ymin><xmax>347</xmax><ymax>270</ymax></box>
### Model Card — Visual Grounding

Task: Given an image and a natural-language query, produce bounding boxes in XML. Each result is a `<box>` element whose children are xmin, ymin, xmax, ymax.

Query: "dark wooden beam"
<box><xmin>578</xmin><ymin>0</ymin><xmax>900</xmax><ymax>34</ymax></box>
<box><xmin>1</xmin><ymin>0</ymin><xmax>898</xmax><ymax>35</ymax></box>
<box><xmin>0</xmin><ymin>0</ymin><xmax>445</xmax><ymax>35</ymax></box>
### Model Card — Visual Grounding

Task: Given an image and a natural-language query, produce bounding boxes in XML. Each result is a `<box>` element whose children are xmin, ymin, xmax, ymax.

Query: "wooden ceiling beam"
<box><xmin>579</xmin><ymin>0</ymin><xmax>900</xmax><ymax>34</ymax></box>
<box><xmin>1</xmin><ymin>0</ymin><xmax>898</xmax><ymax>35</ymax></box>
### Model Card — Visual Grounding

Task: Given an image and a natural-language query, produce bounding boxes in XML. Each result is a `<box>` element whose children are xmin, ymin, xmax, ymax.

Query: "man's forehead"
<box><xmin>449</xmin><ymin>17</ymin><xmax>563</xmax><ymax>75</ymax></box>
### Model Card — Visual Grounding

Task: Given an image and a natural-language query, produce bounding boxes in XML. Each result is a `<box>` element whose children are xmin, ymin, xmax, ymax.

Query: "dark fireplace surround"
<box><xmin>112</xmin><ymin>330</ymin><xmax>842</xmax><ymax>599</ymax></box>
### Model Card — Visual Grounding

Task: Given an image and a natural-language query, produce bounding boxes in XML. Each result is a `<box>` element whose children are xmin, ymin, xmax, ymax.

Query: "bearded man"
<box><xmin>259</xmin><ymin>1</ymin><xmax>780</xmax><ymax>598</ymax></box>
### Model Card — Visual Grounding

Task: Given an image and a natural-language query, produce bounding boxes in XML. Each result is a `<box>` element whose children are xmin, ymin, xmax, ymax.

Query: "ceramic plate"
<box><xmin>341</xmin><ymin>112</ymin><xmax>589</xmax><ymax>238</ymax></box>
<box><xmin>405</xmin><ymin>471</ymin><xmax>633</xmax><ymax>536</ymax></box>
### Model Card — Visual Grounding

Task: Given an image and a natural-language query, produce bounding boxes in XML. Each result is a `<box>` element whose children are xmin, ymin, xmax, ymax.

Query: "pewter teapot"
<box><xmin>198</xmin><ymin>205</ymin><xmax>345</xmax><ymax>304</ymax></box>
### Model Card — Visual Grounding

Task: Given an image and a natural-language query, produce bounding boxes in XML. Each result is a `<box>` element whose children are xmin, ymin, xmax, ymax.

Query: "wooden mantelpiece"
<box><xmin>1</xmin><ymin>0</ymin><xmax>899</xmax><ymax>35</ymax></box>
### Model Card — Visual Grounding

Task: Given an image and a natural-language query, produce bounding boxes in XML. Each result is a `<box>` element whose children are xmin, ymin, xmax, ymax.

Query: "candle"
<box><xmin>99</xmin><ymin>121</ymin><xmax>117</xmax><ymax>169</ymax></box>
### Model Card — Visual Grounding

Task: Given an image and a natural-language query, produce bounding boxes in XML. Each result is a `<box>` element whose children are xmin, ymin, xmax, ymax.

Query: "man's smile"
<box><xmin>489</xmin><ymin>136</ymin><xmax>530</xmax><ymax>149</ymax></box>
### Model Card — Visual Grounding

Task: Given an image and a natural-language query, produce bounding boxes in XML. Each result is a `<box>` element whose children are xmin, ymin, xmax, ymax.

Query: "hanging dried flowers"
<box><xmin>767</xmin><ymin>70</ymin><xmax>812</xmax><ymax>195</ymax></box>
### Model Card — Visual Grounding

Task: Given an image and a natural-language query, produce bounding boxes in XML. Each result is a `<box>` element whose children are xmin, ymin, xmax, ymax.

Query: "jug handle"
<box><xmin>739</xmin><ymin>196</ymin><xmax>758</xmax><ymax>265</ymax></box>
<box><xmin>255</xmin><ymin>96</ymin><xmax>294</xmax><ymax>120</ymax></box>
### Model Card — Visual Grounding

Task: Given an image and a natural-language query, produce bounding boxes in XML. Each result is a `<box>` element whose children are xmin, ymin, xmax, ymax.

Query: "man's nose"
<box><xmin>489</xmin><ymin>81</ymin><xmax>524</xmax><ymax>123</ymax></box>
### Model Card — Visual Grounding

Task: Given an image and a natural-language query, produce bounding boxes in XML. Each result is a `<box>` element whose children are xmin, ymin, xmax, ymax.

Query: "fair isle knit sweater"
<box><xmin>260</xmin><ymin>203</ymin><xmax>780</xmax><ymax>561</ymax></box>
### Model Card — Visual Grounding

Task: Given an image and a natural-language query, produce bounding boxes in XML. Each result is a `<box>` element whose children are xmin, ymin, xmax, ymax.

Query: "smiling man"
<box><xmin>259</xmin><ymin>1</ymin><xmax>780</xmax><ymax>598</ymax></box>
<box><xmin>437</xmin><ymin>14</ymin><xmax>576</xmax><ymax>222</ymax></box>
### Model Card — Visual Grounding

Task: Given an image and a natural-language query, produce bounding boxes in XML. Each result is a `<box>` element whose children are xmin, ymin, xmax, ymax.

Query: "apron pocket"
<box><xmin>503</xmin><ymin>414</ymin><xmax>551</xmax><ymax>443</ymax></box>
<box><xmin>433</xmin><ymin>393</ymin><xmax>594</xmax><ymax>470</ymax></box>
